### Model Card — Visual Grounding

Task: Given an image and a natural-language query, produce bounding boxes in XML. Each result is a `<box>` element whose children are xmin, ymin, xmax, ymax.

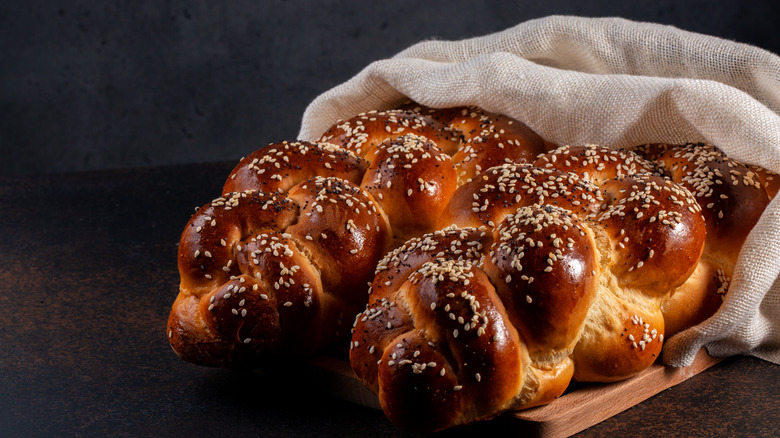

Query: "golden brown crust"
<box><xmin>448</xmin><ymin>108</ymin><xmax>549</xmax><ymax>183</ymax></box>
<box><xmin>573</xmin><ymin>300</ymin><xmax>665</xmax><ymax>382</ymax></box>
<box><xmin>535</xmin><ymin>144</ymin><xmax>655</xmax><ymax>185</ymax></box>
<box><xmin>318</xmin><ymin>109</ymin><xmax>459</xmax><ymax>157</ymax></box>
<box><xmin>660</xmin><ymin>259</ymin><xmax>726</xmax><ymax>336</ymax></box>
<box><xmin>359</xmin><ymin>134</ymin><xmax>458</xmax><ymax>241</ymax></box>
<box><xmin>223</xmin><ymin>141</ymin><xmax>368</xmax><ymax>195</ymax></box>
<box><xmin>749</xmin><ymin>163</ymin><xmax>780</xmax><ymax>199</ymax></box>
<box><xmin>655</xmin><ymin>143</ymin><xmax>769</xmax><ymax>264</ymax></box>
<box><xmin>352</xmin><ymin>259</ymin><xmax>525</xmax><ymax>433</ymax></box>
<box><xmin>402</xmin><ymin>104</ymin><xmax>551</xmax><ymax>183</ymax></box>
<box><xmin>176</xmin><ymin>191</ymin><xmax>299</xmax><ymax>293</ymax></box>
<box><xmin>483</xmin><ymin>205</ymin><xmax>599</xmax><ymax>353</ymax></box>
<box><xmin>169</xmin><ymin>178</ymin><xmax>392</xmax><ymax>367</ymax></box>
<box><xmin>370</xmin><ymin>226</ymin><xmax>492</xmax><ymax>301</ymax></box>
<box><xmin>596</xmin><ymin>174</ymin><xmax>706</xmax><ymax>292</ymax></box>
<box><xmin>286</xmin><ymin>176</ymin><xmax>392</xmax><ymax>303</ymax></box>
<box><xmin>439</xmin><ymin>163</ymin><xmax>603</xmax><ymax>229</ymax></box>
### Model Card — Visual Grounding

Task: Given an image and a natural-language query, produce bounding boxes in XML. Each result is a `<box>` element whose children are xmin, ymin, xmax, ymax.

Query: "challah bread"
<box><xmin>438</xmin><ymin>162</ymin><xmax>603</xmax><ymax>229</ymax></box>
<box><xmin>634</xmin><ymin>143</ymin><xmax>778</xmax><ymax>335</ymax></box>
<box><xmin>399</xmin><ymin>104</ymin><xmax>551</xmax><ymax>183</ymax></box>
<box><xmin>319</xmin><ymin>108</ymin><xmax>551</xmax><ymax>241</ymax></box>
<box><xmin>571</xmin><ymin>173</ymin><xmax>705</xmax><ymax>382</ymax></box>
<box><xmin>749</xmin><ymin>163</ymin><xmax>780</xmax><ymax>199</ymax></box>
<box><xmin>534</xmin><ymin>144</ymin><xmax>655</xmax><ymax>184</ymax></box>
<box><xmin>167</xmin><ymin>102</ymin><xmax>774</xmax><ymax>432</ymax></box>
<box><xmin>222</xmin><ymin>140</ymin><xmax>368</xmax><ymax>195</ymax></box>
<box><xmin>532</xmin><ymin>145</ymin><xmax>707</xmax><ymax>380</ymax></box>
<box><xmin>350</xmin><ymin>159</ymin><xmax>707</xmax><ymax>430</ymax></box>
<box><xmin>358</xmin><ymin>134</ymin><xmax>459</xmax><ymax>243</ymax></box>
<box><xmin>352</xmin><ymin>227</ymin><xmax>523</xmax><ymax>431</ymax></box>
<box><xmin>170</xmin><ymin>191</ymin><xmax>299</xmax><ymax>366</ymax></box>
<box><xmin>169</xmin><ymin>106</ymin><xmax>548</xmax><ymax>366</ymax></box>
<box><xmin>532</xmin><ymin>145</ymin><xmax>706</xmax><ymax>292</ymax></box>
<box><xmin>168</xmin><ymin>173</ymin><xmax>393</xmax><ymax>367</ymax></box>
<box><xmin>317</xmin><ymin>109</ymin><xmax>460</xmax><ymax>157</ymax></box>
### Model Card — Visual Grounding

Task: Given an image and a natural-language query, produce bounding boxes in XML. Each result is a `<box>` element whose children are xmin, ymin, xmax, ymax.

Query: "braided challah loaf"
<box><xmin>167</xmin><ymin>103</ymin><xmax>775</xmax><ymax>431</ymax></box>
<box><xmin>638</xmin><ymin>143</ymin><xmax>778</xmax><ymax>335</ymax></box>
<box><xmin>169</xmin><ymin>162</ymin><xmax>392</xmax><ymax>367</ymax></box>
<box><xmin>350</xmin><ymin>146</ymin><xmax>706</xmax><ymax>431</ymax></box>
<box><xmin>168</xmin><ymin>106</ymin><xmax>549</xmax><ymax>366</ymax></box>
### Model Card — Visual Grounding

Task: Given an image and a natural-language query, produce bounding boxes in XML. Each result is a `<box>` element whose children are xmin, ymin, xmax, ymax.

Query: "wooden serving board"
<box><xmin>307</xmin><ymin>348</ymin><xmax>721</xmax><ymax>437</ymax></box>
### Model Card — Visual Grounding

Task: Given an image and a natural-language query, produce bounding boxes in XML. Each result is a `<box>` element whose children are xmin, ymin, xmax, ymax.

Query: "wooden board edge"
<box><xmin>305</xmin><ymin>347</ymin><xmax>722</xmax><ymax>438</ymax></box>
<box><xmin>510</xmin><ymin>348</ymin><xmax>723</xmax><ymax>438</ymax></box>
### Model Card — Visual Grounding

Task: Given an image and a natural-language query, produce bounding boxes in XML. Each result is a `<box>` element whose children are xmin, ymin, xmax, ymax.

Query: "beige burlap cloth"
<box><xmin>298</xmin><ymin>16</ymin><xmax>780</xmax><ymax>367</ymax></box>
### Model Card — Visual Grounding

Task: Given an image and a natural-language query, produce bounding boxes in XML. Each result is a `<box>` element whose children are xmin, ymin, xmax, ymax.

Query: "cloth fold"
<box><xmin>299</xmin><ymin>15</ymin><xmax>780</xmax><ymax>366</ymax></box>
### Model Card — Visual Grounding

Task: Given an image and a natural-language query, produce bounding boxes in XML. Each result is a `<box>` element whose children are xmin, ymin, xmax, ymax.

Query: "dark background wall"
<box><xmin>2</xmin><ymin>1</ymin><xmax>779</xmax><ymax>177</ymax></box>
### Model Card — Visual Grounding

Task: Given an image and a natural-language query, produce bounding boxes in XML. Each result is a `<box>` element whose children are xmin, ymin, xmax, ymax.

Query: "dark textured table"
<box><xmin>1</xmin><ymin>162</ymin><xmax>778</xmax><ymax>437</ymax></box>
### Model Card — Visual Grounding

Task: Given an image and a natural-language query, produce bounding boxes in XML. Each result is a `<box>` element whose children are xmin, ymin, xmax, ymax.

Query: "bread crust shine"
<box><xmin>168</xmin><ymin>105</ymin><xmax>775</xmax><ymax>432</ymax></box>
